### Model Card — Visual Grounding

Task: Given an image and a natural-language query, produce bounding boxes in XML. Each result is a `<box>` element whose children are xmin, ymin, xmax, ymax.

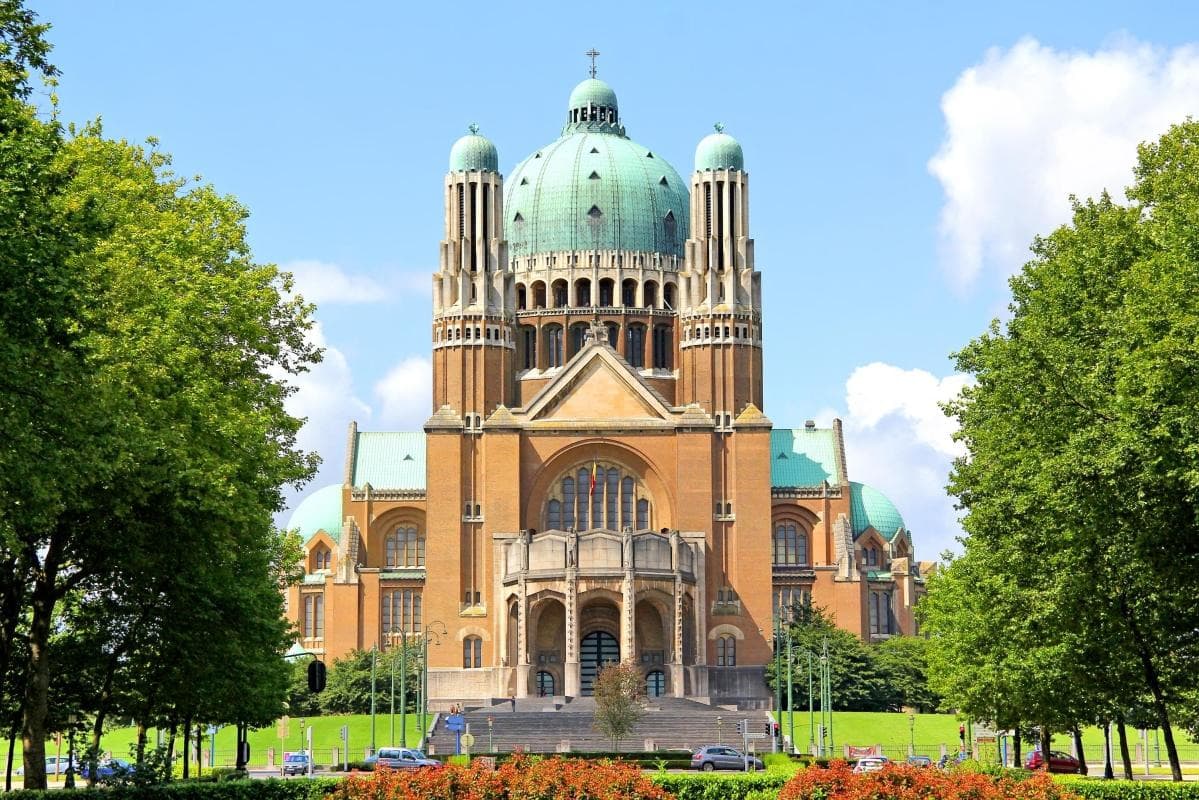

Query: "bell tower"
<box><xmin>678</xmin><ymin>125</ymin><xmax>763</xmax><ymax>422</ymax></box>
<box><xmin>432</xmin><ymin>126</ymin><xmax>515</xmax><ymax>418</ymax></box>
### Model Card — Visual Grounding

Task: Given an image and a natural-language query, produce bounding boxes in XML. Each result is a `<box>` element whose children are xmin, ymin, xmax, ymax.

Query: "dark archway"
<box><xmin>580</xmin><ymin>631</ymin><xmax>619</xmax><ymax>696</ymax></box>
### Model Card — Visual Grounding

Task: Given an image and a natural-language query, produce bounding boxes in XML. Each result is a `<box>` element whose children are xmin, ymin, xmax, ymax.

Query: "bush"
<box><xmin>652</xmin><ymin>772</ymin><xmax>791</xmax><ymax>800</ymax></box>
<box><xmin>779</xmin><ymin>760</ymin><xmax>1078</xmax><ymax>800</ymax></box>
<box><xmin>1057</xmin><ymin>778</ymin><xmax>1199</xmax><ymax>800</ymax></box>
<box><xmin>345</xmin><ymin>761</ymin><xmax>375</xmax><ymax>772</ymax></box>
<box><xmin>5</xmin><ymin>778</ymin><xmax>341</xmax><ymax>800</ymax></box>
<box><xmin>334</xmin><ymin>754</ymin><xmax>670</xmax><ymax>800</ymax></box>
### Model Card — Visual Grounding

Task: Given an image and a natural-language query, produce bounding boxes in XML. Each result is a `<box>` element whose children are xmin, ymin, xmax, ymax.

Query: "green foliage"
<box><xmin>3</xmin><ymin>779</ymin><xmax>341</xmax><ymax>800</ymax></box>
<box><xmin>768</xmin><ymin>605</ymin><xmax>887</xmax><ymax>711</ymax></box>
<box><xmin>1057</xmin><ymin>778</ymin><xmax>1199</xmax><ymax>800</ymax></box>
<box><xmin>651</xmin><ymin>771</ymin><xmax>790</xmax><ymax>800</ymax></box>
<box><xmin>872</xmin><ymin>635</ymin><xmax>940</xmax><ymax>713</ymax></box>
<box><xmin>591</xmin><ymin>661</ymin><xmax>644</xmax><ymax>751</ymax></box>
<box><xmin>317</xmin><ymin>646</ymin><xmax>421</xmax><ymax>716</ymax></box>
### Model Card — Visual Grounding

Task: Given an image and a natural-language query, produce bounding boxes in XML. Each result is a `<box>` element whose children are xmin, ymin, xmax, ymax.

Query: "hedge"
<box><xmin>651</xmin><ymin>771</ymin><xmax>791</xmax><ymax>800</ymax></box>
<box><xmin>4</xmin><ymin>778</ymin><xmax>340</xmax><ymax>800</ymax></box>
<box><xmin>1058</xmin><ymin>778</ymin><xmax>1199</xmax><ymax>800</ymax></box>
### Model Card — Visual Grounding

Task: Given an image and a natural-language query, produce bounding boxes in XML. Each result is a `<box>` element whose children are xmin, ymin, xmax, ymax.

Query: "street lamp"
<box><xmin>908</xmin><ymin>710</ymin><xmax>916</xmax><ymax>756</ymax></box>
<box><xmin>65</xmin><ymin>714</ymin><xmax>77</xmax><ymax>790</ymax></box>
<box><xmin>370</xmin><ymin>644</ymin><xmax>378</xmax><ymax>754</ymax></box>
<box><xmin>419</xmin><ymin>621</ymin><xmax>447</xmax><ymax>746</ymax></box>
<box><xmin>717</xmin><ymin>716</ymin><xmax>723</xmax><ymax>744</ymax></box>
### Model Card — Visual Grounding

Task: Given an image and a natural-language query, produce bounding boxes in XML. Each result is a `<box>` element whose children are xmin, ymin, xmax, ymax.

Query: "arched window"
<box><xmin>552</xmin><ymin>280</ymin><xmax>568</xmax><ymax>308</ymax></box>
<box><xmin>311</xmin><ymin>545</ymin><xmax>331</xmax><ymax>572</ymax></box>
<box><xmin>546</xmin><ymin>465</ymin><xmax>652</xmax><ymax>532</ymax></box>
<box><xmin>626</xmin><ymin>324</ymin><xmax>645</xmax><ymax>368</ymax></box>
<box><xmin>516</xmin><ymin>284</ymin><xmax>527</xmax><ymax>310</ymax></box>
<box><xmin>570</xmin><ymin>323</ymin><xmax>588</xmax><ymax>358</ymax></box>
<box><xmin>302</xmin><ymin>593</ymin><xmax>324</xmax><ymax>639</ymax></box>
<box><xmin>463</xmin><ymin>636</ymin><xmax>483</xmax><ymax>668</ymax></box>
<box><xmin>622</xmin><ymin>279</ymin><xmax>637</xmax><ymax>307</ymax></box>
<box><xmin>773</xmin><ymin>522</ymin><xmax>808</xmax><ymax>565</ymax></box>
<box><xmin>716</xmin><ymin>634</ymin><xmax>736</xmax><ymax>667</ymax></box>
<box><xmin>385</xmin><ymin>526</ymin><xmax>424</xmax><ymax>568</ymax></box>
<box><xmin>646</xmin><ymin>670</ymin><xmax>665</xmax><ymax>697</ymax></box>
<box><xmin>652</xmin><ymin>325</ymin><xmax>672</xmax><ymax>369</ymax></box>
<box><xmin>599</xmin><ymin>278</ymin><xmax>614</xmax><ymax>307</ymax></box>
<box><xmin>521</xmin><ymin>326</ymin><xmax>537</xmax><ymax>370</ymax></box>
<box><xmin>537</xmin><ymin>671</ymin><xmax>555</xmax><ymax>697</ymax></box>
<box><xmin>546</xmin><ymin>326</ymin><xmax>564</xmax><ymax>368</ymax></box>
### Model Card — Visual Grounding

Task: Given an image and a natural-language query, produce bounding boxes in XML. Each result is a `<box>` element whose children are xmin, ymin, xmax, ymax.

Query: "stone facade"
<box><xmin>284</xmin><ymin>75</ymin><xmax>927</xmax><ymax>710</ymax></box>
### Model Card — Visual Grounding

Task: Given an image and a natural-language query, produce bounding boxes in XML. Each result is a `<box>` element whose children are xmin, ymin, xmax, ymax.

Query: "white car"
<box><xmin>853</xmin><ymin>756</ymin><xmax>889</xmax><ymax>773</ymax></box>
<box><xmin>15</xmin><ymin>756</ymin><xmax>75</xmax><ymax>776</ymax></box>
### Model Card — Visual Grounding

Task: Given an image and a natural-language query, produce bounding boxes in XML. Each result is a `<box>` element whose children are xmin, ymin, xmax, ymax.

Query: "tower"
<box><xmin>432</xmin><ymin>126</ymin><xmax>516</xmax><ymax>419</ymax></box>
<box><xmin>678</xmin><ymin>126</ymin><xmax>763</xmax><ymax>422</ymax></box>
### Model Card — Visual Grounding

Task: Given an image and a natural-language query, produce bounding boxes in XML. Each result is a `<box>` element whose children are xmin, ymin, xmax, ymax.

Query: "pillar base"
<box><xmin>516</xmin><ymin>665</ymin><xmax>530</xmax><ymax>698</ymax></box>
<box><xmin>564</xmin><ymin>660</ymin><xmax>580</xmax><ymax>698</ymax></box>
<box><xmin>671</xmin><ymin>663</ymin><xmax>685</xmax><ymax>698</ymax></box>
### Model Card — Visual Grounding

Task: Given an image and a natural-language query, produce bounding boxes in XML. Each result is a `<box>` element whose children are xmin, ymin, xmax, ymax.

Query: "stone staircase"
<box><xmin>427</xmin><ymin>697</ymin><xmax>773</xmax><ymax>754</ymax></box>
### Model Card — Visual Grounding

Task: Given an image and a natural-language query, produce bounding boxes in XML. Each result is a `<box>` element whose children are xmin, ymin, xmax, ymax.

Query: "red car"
<box><xmin>1025</xmin><ymin>750</ymin><xmax>1080</xmax><ymax>773</ymax></box>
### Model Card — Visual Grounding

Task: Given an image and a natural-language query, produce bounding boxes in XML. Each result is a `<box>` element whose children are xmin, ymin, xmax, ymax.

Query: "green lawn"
<box><xmin>4</xmin><ymin>712</ymin><xmax>429</xmax><ymax>771</ymax></box>
<box><xmin>776</xmin><ymin>712</ymin><xmax>1199</xmax><ymax>762</ymax></box>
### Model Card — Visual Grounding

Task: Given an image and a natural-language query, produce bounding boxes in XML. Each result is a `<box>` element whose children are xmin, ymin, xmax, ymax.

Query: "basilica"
<box><xmin>285</xmin><ymin>71</ymin><xmax>926</xmax><ymax>708</ymax></box>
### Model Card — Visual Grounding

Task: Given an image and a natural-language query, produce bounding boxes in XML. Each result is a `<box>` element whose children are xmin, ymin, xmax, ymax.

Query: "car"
<box><xmin>282</xmin><ymin>752</ymin><xmax>311</xmax><ymax>776</ymax></box>
<box><xmin>690</xmin><ymin>745</ymin><xmax>765</xmax><ymax>771</ymax></box>
<box><xmin>906</xmin><ymin>755</ymin><xmax>933</xmax><ymax>768</ymax></box>
<box><xmin>369</xmin><ymin>747</ymin><xmax>442</xmax><ymax>770</ymax></box>
<box><xmin>1025</xmin><ymin>750</ymin><xmax>1079</xmax><ymax>774</ymax></box>
<box><xmin>852</xmin><ymin>756</ymin><xmax>890</xmax><ymax>773</ymax></box>
<box><xmin>80</xmin><ymin>758</ymin><xmax>133</xmax><ymax>780</ymax></box>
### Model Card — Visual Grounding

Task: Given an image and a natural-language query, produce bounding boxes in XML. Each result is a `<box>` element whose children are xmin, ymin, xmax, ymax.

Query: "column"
<box><xmin>672</xmin><ymin>574</ymin><xmax>685</xmax><ymax>698</ymax></box>
<box><xmin>516</xmin><ymin>578</ymin><xmax>530</xmax><ymax>697</ymax></box>
<box><xmin>621</xmin><ymin>532</ymin><xmax>636</xmax><ymax>663</ymax></box>
<box><xmin>565</xmin><ymin>568</ymin><xmax>580</xmax><ymax>697</ymax></box>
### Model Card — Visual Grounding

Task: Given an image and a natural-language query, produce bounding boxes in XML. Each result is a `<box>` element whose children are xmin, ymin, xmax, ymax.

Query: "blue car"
<box><xmin>80</xmin><ymin>759</ymin><xmax>133</xmax><ymax>779</ymax></box>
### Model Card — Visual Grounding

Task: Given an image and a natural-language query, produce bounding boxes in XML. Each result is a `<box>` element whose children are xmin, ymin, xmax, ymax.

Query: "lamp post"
<box><xmin>773</xmin><ymin>616</ymin><xmax>783</xmax><ymax>733</ymax></box>
<box><xmin>369</xmin><ymin>643</ymin><xmax>378</xmax><ymax>754</ymax></box>
<box><xmin>390</xmin><ymin>641</ymin><xmax>397</xmax><ymax>747</ymax></box>
<box><xmin>785</xmin><ymin>626</ymin><xmax>794</xmax><ymax>753</ymax></box>
<box><xmin>717</xmin><ymin>716</ymin><xmax>723</xmax><ymax>744</ymax></box>
<box><xmin>65</xmin><ymin>714</ymin><xmax>77</xmax><ymax>790</ymax></box>
<box><xmin>908</xmin><ymin>710</ymin><xmax>916</xmax><ymax>756</ymax></box>
<box><xmin>807</xmin><ymin>649</ymin><xmax>814</xmax><ymax>753</ymax></box>
<box><xmin>419</xmin><ymin>622</ymin><xmax>447</xmax><ymax>747</ymax></box>
<box><xmin>400</xmin><ymin>632</ymin><xmax>408</xmax><ymax>747</ymax></box>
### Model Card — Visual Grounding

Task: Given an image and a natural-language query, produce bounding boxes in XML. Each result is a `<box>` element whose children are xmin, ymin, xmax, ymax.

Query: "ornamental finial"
<box><xmin>585</xmin><ymin>48</ymin><xmax>601</xmax><ymax>79</ymax></box>
<box><xmin>468</xmin><ymin>123</ymin><xmax>480</xmax><ymax>135</ymax></box>
<box><xmin>714</xmin><ymin>122</ymin><xmax>725</xmax><ymax>133</ymax></box>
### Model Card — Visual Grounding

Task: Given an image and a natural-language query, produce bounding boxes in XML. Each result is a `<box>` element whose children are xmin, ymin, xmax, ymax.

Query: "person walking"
<box><xmin>510</xmin><ymin>694</ymin><xmax>516</xmax><ymax>712</ymax></box>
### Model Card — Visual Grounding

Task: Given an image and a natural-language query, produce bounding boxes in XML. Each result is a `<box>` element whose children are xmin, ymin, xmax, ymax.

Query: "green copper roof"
<box><xmin>449</xmin><ymin>127</ymin><xmax>499</xmax><ymax>172</ymax></box>
<box><xmin>286</xmin><ymin>484</ymin><xmax>343</xmax><ymax>544</ymax></box>
<box><xmin>351</xmin><ymin>431</ymin><xmax>426</xmax><ymax>491</ymax></box>
<box><xmin>695</xmin><ymin>126</ymin><xmax>744</xmax><ymax>171</ymax></box>
<box><xmin>569</xmin><ymin>79</ymin><xmax>618</xmax><ymax>114</ymax></box>
<box><xmin>849</xmin><ymin>481</ymin><xmax>906</xmax><ymax>540</ymax></box>
<box><xmin>771</xmin><ymin>428</ymin><xmax>841</xmax><ymax>487</ymax></box>
<box><xmin>504</xmin><ymin>81</ymin><xmax>689</xmax><ymax>259</ymax></box>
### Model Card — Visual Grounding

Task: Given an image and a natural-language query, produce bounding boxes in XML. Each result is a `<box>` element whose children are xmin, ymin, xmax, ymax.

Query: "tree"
<box><xmin>767</xmin><ymin>605</ymin><xmax>888</xmax><ymax>711</ymax></box>
<box><xmin>592</xmin><ymin>662</ymin><xmax>643</xmax><ymax>752</ymax></box>
<box><xmin>872</xmin><ymin>635</ymin><xmax>940</xmax><ymax>713</ymax></box>
<box><xmin>936</xmin><ymin>120</ymin><xmax>1199</xmax><ymax>781</ymax></box>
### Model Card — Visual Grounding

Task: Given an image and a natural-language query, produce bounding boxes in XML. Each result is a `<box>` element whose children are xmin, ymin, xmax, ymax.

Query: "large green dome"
<box><xmin>504</xmin><ymin>80</ymin><xmax>689</xmax><ymax>259</ymax></box>
<box><xmin>286</xmin><ymin>484</ymin><xmax>343</xmax><ymax>544</ymax></box>
<box><xmin>849</xmin><ymin>481</ymin><xmax>906</xmax><ymax>540</ymax></box>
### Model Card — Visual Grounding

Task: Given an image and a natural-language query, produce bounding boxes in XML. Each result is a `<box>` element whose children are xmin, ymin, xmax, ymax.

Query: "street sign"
<box><xmin>461</xmin><ymin>733</ymin><xmax>475</xmax><ymax>747</ymax></box>
<box><xmin>744</xmin><ymin>732</ymin><xmax>768</xmax><ymax>739</ymax></box>
<box><xmin>278</xmin><ymin>716</ymin><xmax>290</xmax><ymax>739</ymax></box>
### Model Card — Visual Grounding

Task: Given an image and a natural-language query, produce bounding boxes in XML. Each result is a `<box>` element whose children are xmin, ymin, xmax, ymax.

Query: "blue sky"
<box><xmin>35</xmin><ymin>1</ymin><xmax>1199</xmax><ymax>558</ymax></box>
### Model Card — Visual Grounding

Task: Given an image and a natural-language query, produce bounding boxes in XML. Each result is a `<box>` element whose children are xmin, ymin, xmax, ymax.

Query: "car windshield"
<box><xmin>286</xmin><ymin>754</ymin><xmax>306</xmax><ymax>762</ymax></box>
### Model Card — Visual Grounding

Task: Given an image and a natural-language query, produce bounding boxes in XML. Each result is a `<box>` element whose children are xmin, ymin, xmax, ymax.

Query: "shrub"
<box><xmin>652</xmin><ymin>772</ymin><xmax>791</xmax><ymax>800</ymax></box>
<box><xmin>779</xmin><ymin>760</ymin><xmax>1079</xmax><ymax>800</ymax></box>
<box><xmin>4</xmin><ymin>778</ymin><xmax>341</xmax><ymax>800</ymax></box>
<box><xmin>335</xmin><ymin>754</ymin><xmax>670</xmax><ymax>800</ymax></box>
<box><xmin>1057</xmin><ymin>778</ymin><xmax>1199</xmax><ymax>800</ymax></box>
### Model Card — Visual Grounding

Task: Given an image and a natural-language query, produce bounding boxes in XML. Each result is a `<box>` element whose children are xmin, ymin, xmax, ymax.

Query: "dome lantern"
<box><xmin>564</xmin><ymin>78</ymin><xmax>623</xmax><ymax>136</ymax></box>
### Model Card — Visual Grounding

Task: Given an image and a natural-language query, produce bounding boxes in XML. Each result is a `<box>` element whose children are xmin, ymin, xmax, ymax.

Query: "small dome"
<box><xmin>695</xmin><ymin>124</ymin><xmax>744</xmax><ymax>171</ymax></box>
<box><xmin>286</xmin><ymin>484</ymin><xmax>343</xmax><ymax>544</ymax></box>
<box><xmin>449</xmin><ymin>125</ymin><xmax>499</xmax><ymax>172</ymax></box>
<box><xmin>849</xmin><ymin>481</ymin><xmax>906</xmax><ymax>539</ymax></box>
<box><xmin>568</xmin><ymin>78</ymin><xmax>618</xmax><ymax>114</ymax></box>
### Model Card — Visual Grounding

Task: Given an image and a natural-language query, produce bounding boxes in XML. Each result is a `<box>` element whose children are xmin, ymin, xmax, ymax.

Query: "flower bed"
<box><xmin>778</xmin><ymin>761</ymin><xmax>1079</xmax><ymax>800</ymax></box>
<box><xmin>335</xmin><ymin>754</ymin><xmax>670</xmax><ymax>800</ymax></box>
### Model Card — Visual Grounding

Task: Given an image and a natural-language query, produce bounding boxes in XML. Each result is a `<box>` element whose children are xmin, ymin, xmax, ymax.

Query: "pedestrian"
<box><xmin>510</xmin><ymin>693</ymin><xmax>516</xmax><ymax>712</ymax></box>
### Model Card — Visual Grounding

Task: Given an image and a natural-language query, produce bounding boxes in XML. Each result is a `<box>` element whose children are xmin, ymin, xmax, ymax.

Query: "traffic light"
<box><xmin>764</xmin><ymin>722</ymin><xmax>771</xmax><ymax>736</ymax></box>
<box><xmin>735</xmin><ymin>719</ymin><xmax>746</xmax><ymax>735</ymax></box>
<box><xmin>307</xmin><ymin>659</ymin><xmax>327</xmax><ymax>693</ymax></box>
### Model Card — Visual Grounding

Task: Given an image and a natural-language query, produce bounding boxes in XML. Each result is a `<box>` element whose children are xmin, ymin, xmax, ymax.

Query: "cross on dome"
<box><xmin>585</xmin><ymin>48</ymin><xmax>601</xmax><ymax>78</ymax></box>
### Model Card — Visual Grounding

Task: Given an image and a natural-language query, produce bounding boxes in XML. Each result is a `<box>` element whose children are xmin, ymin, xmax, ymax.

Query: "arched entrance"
<box><xmin>536</xmin><ymin>671</ymin><xmax>555</xmax><ymax>697</ymax></box>
<box><xmin>646</xmin><ymin>670</ymin><xmax>665</xmax><ymax>697</ymax></box>
<box><xmin>580</xmin><ymin>631</ymin><xmax>619</xmax><ymax>695</ymax></box>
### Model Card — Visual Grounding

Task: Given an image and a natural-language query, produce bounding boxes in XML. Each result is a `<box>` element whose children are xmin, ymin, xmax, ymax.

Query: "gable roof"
<box><xmin>771</xmin><ymin>427</ymin><xmax>842</xmax><ymax>487</ymax></box>
<box><xmin>351</xmin><ymin>431</ymin><xmax>426</xmax><ymax>490</ymax></box>
<box><xmin>523</xmin><ymin>340</ymin><xmax>675</xmax><ymax>426</ymax></box>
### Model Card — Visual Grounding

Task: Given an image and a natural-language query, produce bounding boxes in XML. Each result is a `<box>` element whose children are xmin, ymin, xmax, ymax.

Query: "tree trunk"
<box><xmin>1039</xmin><ymin>727</ymin><xmax>1051</xmax><ymax>771</ymax></box>
<box><xmin>136</xmin><ymin>722</ymin><xmax>147</xmax><ymax>764</ymax></box>
<box><xmin>1072</xmin><ymin>727</ymin><xmax>1088</xmax><ymax>776</ymax></box>
<box><xmin>1124</xmin><ymin>603</ymin><xmax>1183</xmax><ymax>780</ymax></box>
<box><xmin>20</xmin><ymin>557</ymin><xmax>59</xmax><ymax>791</ymax></box>
<box><xmin>1103</xmin><ymin>722</ymin><xmax>1113</xmax><ymax>779</ymax></box>
<box><xmin>1013</xmin><ymin>724</ymin><xmax>1022</xmax><ymax>768</ymax></box>
<box><xmin>1117</xmin><ymin>716</ymin><xmax>1133</xmax><ymax>779</ymax></box>
<box><xmin>182</xmin><ymin>717</ymin><xmax>191</xmax><ymax>780</ymax></box>
<box><xmin>5</xmin><ymin>725</ymin><xmax>16</xmax><ymax>792</ymax></box>
<box><xmin>165</xmin><ymin>723</ymin><xmax>177</xmax><ymax>781</ymax></box>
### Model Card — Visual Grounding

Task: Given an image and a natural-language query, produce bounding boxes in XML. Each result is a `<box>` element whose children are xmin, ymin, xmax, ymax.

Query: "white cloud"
<box><xmin>834</xmin><ymin>363</ymin><xmax>971</xmax><ymax>558</ymax></box>
<box><xmin>283</xmin><ymin>321</ymin><xmax>371</xmax><ymax>483</ymax></box>
<box><xmin>373</xmin><ymin>357</ymin><xmax>433</xmax><ymax>429</ymax></box>
<box><xmin>929</xmin><ymin>37</ymin><xmax>1199</xmax><ymax>289</ymax></box>
<box><xmin>283</xmin><ymin>259</ymin><xmax>389</xmax><ymax>305</ymax></box>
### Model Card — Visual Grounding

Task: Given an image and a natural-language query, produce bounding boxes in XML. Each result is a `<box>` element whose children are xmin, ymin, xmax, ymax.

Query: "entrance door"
<box><xmin>536</xmin><ymin>671</ymin><xmax>555</xmax><ymax>697</ymax></box>
<box><xmin>646</xmin><ymin>669</ymin><xmax>665</xmax><ymax>697</ymax></box>
<box><xmin>579</xmin><ymin>631</ymin><xmax>619</xmax><ymax>695</ymax></box>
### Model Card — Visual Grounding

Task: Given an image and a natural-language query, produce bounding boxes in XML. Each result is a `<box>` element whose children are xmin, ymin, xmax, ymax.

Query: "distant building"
<box><xmin>285</xmin><ymin>72</ymin><xmax>925</xmax><ymax>708</ymax></box>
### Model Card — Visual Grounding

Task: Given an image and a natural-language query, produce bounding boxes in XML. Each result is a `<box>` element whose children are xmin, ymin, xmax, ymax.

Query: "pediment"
<box><xmin>524</xmin><ymin>345</ymin><xmax>674</xmax><ymax>424</ymax></box>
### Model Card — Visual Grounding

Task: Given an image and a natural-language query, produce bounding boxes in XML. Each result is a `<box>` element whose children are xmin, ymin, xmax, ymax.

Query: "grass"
<box><xmin>775</xmin><ymin>712</ymin><xmax>1199</xmax><ymax>762</ymax></box>
<box><xmin>3</xmin><ymin>712</ymin><xmax>430</xmax><ymax>770</ymax></box>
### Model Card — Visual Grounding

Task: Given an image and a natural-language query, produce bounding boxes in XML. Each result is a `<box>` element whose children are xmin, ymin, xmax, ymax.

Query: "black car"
<box><xmin>691</xmin><ymin>746</ymin><xmax>764</xmax><ymax>771</ymax></box>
